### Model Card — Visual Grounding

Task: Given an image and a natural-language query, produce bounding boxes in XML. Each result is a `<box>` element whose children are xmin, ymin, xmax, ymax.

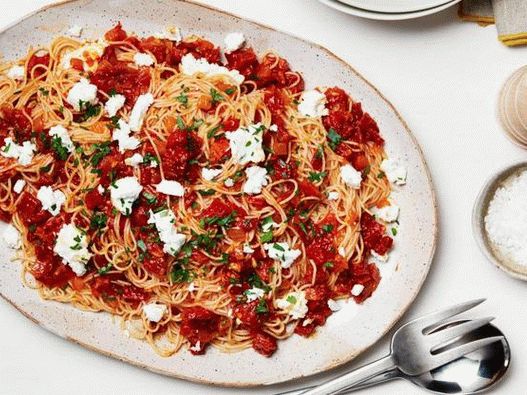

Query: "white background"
<box><xmin>1</xmin><ymin>1</ymin><xmax>526</xmax><ymax>394</ymax></box>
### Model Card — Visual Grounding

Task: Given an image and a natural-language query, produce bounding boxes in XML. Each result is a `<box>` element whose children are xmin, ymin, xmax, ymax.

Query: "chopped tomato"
<box><xmin>85</xmin><ymin>188</ymin><xmax>106</xmax><ymax>210</ymax></box>
<box><xmin>27</xmin><ymin>52</ymin><xmax>50</xmax><ymax>78</ymax></box>
<box><xmin>208</xmin><ymin>137</ymin><xmax>230</xmax><ymax>164</ymax></box>
<box><xmin>197</xmin><ymin>94</ymin><xmax>212</xmax><ymax>111</ymax></box>
<box><xmin>180</xmin><ymin>307</ymin><xmax>221</xmax><ymax>355</ymax></box>
<box><xmin>360</xmin><ymin>212</ymin><xmax>393</xmax><ymax>255</ymax></box>
<box><xmin>0</xmin><ymin>106</ymin><xmax>32</xmax><ymax>142</ymax></box>
<box><xmin>222</xmin><ymin>117</ymin><xmax>240</xmax><ymax>132</ymax></box>
<box><xmin>104</xmin><ymin>23</ymin><xmax>128</xmax><ymax>42</ymax></box>
<box><xmin>233</xmin><ymin>300</ymin><xmax>265</xmax><ymax>330</ymax></box>
<box><xmin>16</xmin><ymin>192</ymin><xmax>50</xmax><ymax>226</ymax></box>
<box><xmin>226</xmin><ymin>47</ymin><xmax>259</xmax><ymax>78</ymax></box>
<box><xmin>252</xmin><ymin>331</ymin><xmax>277</xmax><ymax>357</ymax></box>
<box><xmin>143</xmin><ymin>242</ymin><xmax>167</xmax><ymax>277</ymax></box>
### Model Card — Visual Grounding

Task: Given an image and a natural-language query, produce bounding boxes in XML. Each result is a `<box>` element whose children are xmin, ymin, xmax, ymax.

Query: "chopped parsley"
<box><xmin>391</xmin><ymin>227</ymin><xmax>398</xmax><ymax>236</ymax></box>
<box><xmin>98</xmin><ymin>263</ymin><xmax>113</xmax><ymax>275</ymax></box>
<box><xmin>260</xmin><ymin>230</ymin><xmax>273</xmax><ymax>243</ymax></box>
<box><xmin>286</xmin><ymin>295</ymin><xmax>297</xmax><ymax>304</ymax></box>
<box><xmin>377</xmin><ymin>171</ymin><xmax>386</xmax><ymax>179</ymax></box>
<box><xmin>51</xmin><ymin>136</ymin><xmax>69</xmax><ymax>161</ymax></box>
<box><xmin>176</xmin><ymin>116</ymin><xmax>186</xmax><ymax>130</ymax></box>
<box><xmin>137</xmin><ymin>239</ymin><xmax>147</xmax><ymax>252</ymax></box>
<box><xmin>224</xmin><ymin>87</ymin><xmax>236</xmax><ymax>95</ymax></box>
<box><xmin>200</xmin><ymin>211</ymin><xmax>237</xmax><ymax>228</ymax></box>
<box><xmin>78</xmin><ymin>100</ymin><xmax>101</xmax><ymax>122</ymax></box>
<box><xmin>142</xmin><ymin>152</ymin><xmax>160</xmax><ymax>167</ymax></box>
<box><xmin>210</xmin><ymin>88</ymin><xmax>224</xmax><ymax>105</ymax></box>
<box><xmin>322</xmin><ymin>224</ymin><xmax>334</xmax><ymax>233</ymax></box>
<box><xmin>176</xmin><ymin>93</ymin><xmax>188</xmax><ymax>106</ymax></box>
<box><xmin>207</xmin><ymin>125</ymin><xmax>221</xmax><ymax>139</ymax></box>
<box><xmin>38</xmin><ymin>87</ymin><xmax>49</xmax><ymax>96</ymax></box>
<box><xmin>198</xmin><ymin>189</ymin><xmax>216</xmax><ymax>196</ymax></box>
<box><xmin>308</xmin><ymin>171</ymin><xmax>327</xmax><ymax>183</ymax></box>
<box><xmin>143</xmin><ymin>192</ymin><xmax>157</xmax><ymax>205</ymax></box>
<box><xmin>89</xmin><ymin>142</ymin><xmax>111</xmax><ymax>167</ymax></box>
<box><xmin>323</xmin><ymin>261</ymin><xmax>334</xmax><ymax>268</ymax></box>
<box><xmin>327</xmin><ymin>128</ymin><xmax>343</xmax><ymax>150</ymax></box>
<box><xmin>170</xmin><ymin>264</ymin><xmax>194</xmax><ymax>283</ymax></box>
<box><xmin>255</xmin><ymin>299</ymin><xmax>268</xmax><ymax>314</ymax></box>
<box><xmin>90</xmin><ymin>212</ymin><xmax>108</xmax><ymax>231</ymax></box>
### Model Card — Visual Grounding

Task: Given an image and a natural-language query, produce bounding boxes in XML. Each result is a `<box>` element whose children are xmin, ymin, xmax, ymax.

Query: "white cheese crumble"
<box><xmin>224</xmin><ymin>178</ymin><xmax>234</xmax><ymax>187</ymax></box>
<box><xmin>338</xmin><ymin>246</ymin><xmax>346</xmax><ymax>257</ymax></box>
<box><xmin>133</xmin><ymin>52</ymin><xmax>156</xmax><ymax>67</ymax></box>
<box><xmin>155</xmin><ymin>180</ymin><xmax>185</xmax><ymax>197</ymax></box>
<box><xmin>53</xmin><ymin>223</ymin><xmax>92</xmax><ymax>276</ymax></box>
<box><xmin>148</xmin><ymin>209</ymin><xmax>186</xmax><ymax>256</ymax></box>
<box><xmin>328</xmin><ymin>299</ymin><xmax>343</xmax><ymax>312</ymax></box>
<box><xmin>351</xmin><ymin>284</ymin><xmax>365</xmax><ymax>296</ymax></box>
<box><xmin>66</xmin><ymin>78</ymin><xmax>99</xmax><ymax>111</ymax></box>
<box><xmin>61</xmin><ymin>41</ymin><xmax>105</xmax><ymax>71</ymax></box>
<box><xmin>2</xmin><ymin>223</ymin><xmax>21</xmax><ymax>249</ymax></box>
<box><xmin>188</xmin><ymin>282</ymin><xmax>196</xmax><ymax>292</ymax></box>
<box><xmin>202</xmin><ymin>167</ymin><xmax>222</xmax><ymax>181</ymax></box>
<box><xmin>142</xmin><ymin>302</ymin><xmax>167</xmax><ymax>322</ymax></box>
<box><xmin>189</xmin><ymin>341</ymin><xmax>202</xmax><ymax>353</ymax></box>
<box><xmin>97</xmin><ymin>184</ymin><xmax>105</xmax><ymax>194</ymax></box>
<box><xmin>13</xmin><ymin>179</ymin><xmax>26</xmax><ymax>194</ymax></box>
<box><xmin>371</xmin><ymin>250</ymin><xmax>389</xmax><ymax>262</ymax></box>
<box><xmin>7</xmin><ymin>65</ymin><xmax>25</xmax><ymax>81</ymax></box>
<box><xmin>269</xmin><ymin>124</ymin><xmax>278</xmax><ymax>132</ymax></box>
<box><xmin>1</xmin><ymin>138</ymin><xmax>37</xmax><ymax>166</ymax></box>
<box><xmin>243</xmin><ymin>166</ymin><xmax>268</xmax><ymax>194</ymax></box>
<box><xmin>245</xmin><ymin>287</ymin><xmax>265</xmax><ymax>302</ymax></box>
<box><xmin>380</xmin><ymin>159</ymin><xmax>407</xmax><ymax>185</ymax></box>
<box><xmin>340</xmin><ymin>164</ymin><xmax>362</xmax><ymax>189</ymax></box>
<box><xmin>37</xmin><ymin>186</ymin><xmax>66</xmax><ymax>216</ymax></box>
<box><xmin>49</xmin><ymin>125</ymin><xmax>74</xmax><ymax>153</ymax></box>
<box><xmin>298</xmin><ymin>90</ymin><xmax>328</xmax><ymax>117</ymax></box>
<box><xmin>262</xmin><ymin>219</ymin><xmax>280</xmax><ymax>232</ymax></box>
<box><xmin>112</xmin><ymin>119</ymin><xmax>140</xmax><ymax>153</ymax></box>
<box><xmin>327</xmin><ymin>191</ymin><xmax>340</xmax><ymax>201</ymax></box>
<box><xmin>275</xmin><ymin>291</ymin><xmax>308</xmax><ymax>320</ymax></box>
<box><xmin>485</xmin><ymin>170</ymin><xmax>527</xmax><ymax>267</ymax></box>
<box><xmin>104</xmin><ymin>94</ymin><xmax>126</xmax><ymax>117</ymax></box>
<box><xmin>373</xmin><ymin>204</ymin><xmax>399</xmax><ymax>223</ymax></box>
<box><xmin>224</xmin><ymin>32</ymin><xmax>245</xmax><ymax>53</ymax></box>
<box><xmin>243</xmin><ymin>244</ymin><xmax>254</xmax><ymax>254</ymax></box>
<box><xmin>180</xmin><ymin>53</ymin><xmax>245</xmax><ymax>85</ymax></box>
<box><xmin>154</xmin><ymin>26</ymin><xmax>182</xmax><ymax>42</ymax></box>
<box><xmin>263</xmin><ymin>242</ymin><xmax>301</xmax><ymax>269</ymax></box>
<box><xmin>124</xmin><ymin>153</ymin><xmax>144</xmax><ymax>167</ymax></box>
<box><xmin>225</xmin><ymin>123</ymin><xmax>265</xmax><ymax>165</ymax></box>
<box><xmin>129</xmin><ymin>93</ymin><xmax>154</xmax><ymax>132</ymax></box>
<box><xmin>67</xmin><ymin>25</ymin><xmax>83</xmax><ymax>37</ymax></box>
<box><xmin>110</xmin><ymin>176</ymin><xmax>143</xmax><ymax>214</ymax></box>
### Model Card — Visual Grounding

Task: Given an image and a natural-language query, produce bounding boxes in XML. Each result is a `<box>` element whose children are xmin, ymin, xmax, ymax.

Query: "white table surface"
<box><xmin>1</xmin><ymin>1</ymin><xmax>526</xmax><ymax>394</ymax></box>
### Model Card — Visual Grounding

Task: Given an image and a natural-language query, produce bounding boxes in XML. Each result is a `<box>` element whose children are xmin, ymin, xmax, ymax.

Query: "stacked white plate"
<box><xmin>319</xmin><ymin>0</ymin><xmax>462</xmax><ymax>20</ymax></box>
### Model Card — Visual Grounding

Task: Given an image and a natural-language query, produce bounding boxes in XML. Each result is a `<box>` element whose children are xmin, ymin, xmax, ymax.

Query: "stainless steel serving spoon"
<box><xmin>281</xmin><ymin>321</ymin><xmax>510</xmax><ymax>394</ymax></box>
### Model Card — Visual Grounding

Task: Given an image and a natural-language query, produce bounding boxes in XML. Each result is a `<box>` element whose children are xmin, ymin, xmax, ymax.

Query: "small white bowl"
<box><xmin>472</xmin><ymin>162</ymin><xmax>527</xmax><ymax>281</ymax></box>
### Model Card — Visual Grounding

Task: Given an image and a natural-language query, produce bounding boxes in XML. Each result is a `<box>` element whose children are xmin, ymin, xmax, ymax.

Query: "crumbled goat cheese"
<box><xmin>1</xmin><ymin>138</ymin><xmax>36</xmax><ymax>166</ymax></box>
<box><xmin>129</xmin><ymin>93</ymin><xmax>154</xmax><ymax>132</ymax></box>
<box><xmin>154</xmin><ymin>26</ymin><xmax>182</xmax><ymax>42</ymax></box>
<box><xmin>37</xmin><ymin>186</ymin><xmax>66</xmax><ymax>216</ymax></box>
<box><xmin>245</xmin><ymin>287</ymin><xmax>265</xmax><ymax>302</ymax></box>
<box><xmin>54</xmin><ymin>223</ymin><xmax>92</xmax><ymax>276</ymax></box>
<box><xmin>371</xmin><ymin>250</ymin><xmax>389</xmax><ymax>262</ymax></box>
<box><xmin>340</xmin><ymin>164</ymin><xmax>362</xmax><ymax>189</ymax></box>
<box><xmin>142</xmin><ymin>303</ymin><xmax>167</xmax><ymax>322</ymax></box>
<box><xmin>338</xmin><ymin>246</ymin><xmax>346</xmax><ymax>257</ymax></box>
<box><xmin>155</xmin><ymin>180</ymin><xmax>185</xmax><ymax>197</ymax></box>
<box><xmin>243</xmin><ymin>166</ymin><xmax>268</xmax><ymax>194</ymax></box>
<box><xmin>298</xmin><ymin>90</ymin><xmax>328</xmax><ymax>117</ymax></box>
<box><xmin>225</xmin><ymin>123</ymin><xmax>265</xmax><ymax>165</ymax></box>
<box><xmin>202</xmin><ymin>167</ymin><xmax>222</xmax><ymax>181</ymax></box>
<box><xmin>110</xmin><ymin>176</ymin><xmax>143</xmax><ymax>214</ymax></box>
<box><xmin>180</xmin><ymin>53</ymin><xmax>245</xmax><ymax>85</ymax></box>
<box><xmin>485</xmin><ymin>170</ymin><xmax>527</xmax><ymax>267</ymax></box>
<box><xmin>2</xmin><ymin>223</ymin><xmax>21</xmax><ymax>249</ymax></box>
<box><xmin>262</xmin><ymin>219</ymin><xmax>280</xmax><ymax>232</ymax></box>
<box><xmin>243</xmin><ymin>244</ymin><xmax>254</xmax><ymax>254</ymax></box>
<box><xmin>224</xmin><ymin>178</ymin><xmax>234</xmax><ymax>187</ymax></box>
<box><xmin>224</xmin><ymin>32</ymin><xmax>245</xmax><ymax>53</ymax></box>
<box><xmin>380</xmin><ymin>159</ymin><xmax>407</xmax><ymax>185</ymax></box>
<box><xmin>264</xmin><ymin>242</ymin><xmax>301</xmax><ymax>268</ymax></box>
<box><xmin>67</xmin><ymin>25</ymin><xmax>83</xmax><ymax>37</ymax></box>
<box><xmin>148</xmin><ymin>209</ymin><xmax>186</xmax><ymax>256</ymax></box>
<box><xmin>49</xmin><ymin>125</ymin><xmax>75</xmax><ymax>153</ymax></box>
<box><xmin>13</xmin><ymin>179</ymin><xmax>26</xmax><ymax>194</ymax></box>
<box><xmin>328</xmin><ymin>299</ymin><xmax>344</xmax><ymax>312</ymax></box>
<box><xmin>189</xmin><ymin>341</ymin><xmax>202</xmax><ymax>353</ymax></box>
<box><xmin>104</xmin><ymin>94</ymin><xmax>126</xmax><ymax>117</ymax></box>
<box><xmin>124</xmin><ymin>153</ymin><xmax>144</xmax><ymax>167</ymax></box>
<box><xmin>133</xmin><ymin>52</ymin><xmax>156</xmax><ymax>67</ymax></box>
<box><xmin>66</xmin><ymin>78</ymin><xmax>99</xmax><ymax>111</ymax></box>
<box><xmin>6</xmin><ymin>65</ymin><xmax>25</xmax><ymax>80</ymax></box>
<box><xmin>97</xmin><ymin>185</ymin><xmax>105</xmax><ymax>194</ymax></box>
<box><xmin>269</xmin><ymin>124</ymin><xmax>278</xmax><ymax>132</ymax></box>
<box><xmin>373</xmin><ymin>204</ymin><xmax>399</xmax><ymax>223</ymax></box>
<box><xmin>112</xmin><ymin>119</ymin><xmax>140</xmax><ymax>153</ymax></box>
<box><xmin>327</xmin><ymin>191</ymin><xmax>340</xmax><ymax>201</ymax></box>
<box><xmin>188</xmin><ymin>282</ymin><xmax>196</xmax><ymax>292</ymax></box>
<box><xmin>351</xmin><ymin>284</ymin><xmax>365</xmax><ymax>296</ymax></box>
<box><xmin>275</xmin><ymin>291</ymin><xmax>308</xmax><ymax>320</ymax></box>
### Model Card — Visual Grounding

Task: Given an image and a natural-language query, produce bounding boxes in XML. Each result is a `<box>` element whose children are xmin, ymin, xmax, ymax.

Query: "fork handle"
<box><xmin>298</xmin><ymin>354</ymin><xmax>396</xmax><ymax>395</ymax></box>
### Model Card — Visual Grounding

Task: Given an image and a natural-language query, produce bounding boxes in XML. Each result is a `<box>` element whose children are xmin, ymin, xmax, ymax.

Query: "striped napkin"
<box><xmin>459</xmin><ymin>0</ymin><xmax>527</xmax><ymax>46</ymax></box>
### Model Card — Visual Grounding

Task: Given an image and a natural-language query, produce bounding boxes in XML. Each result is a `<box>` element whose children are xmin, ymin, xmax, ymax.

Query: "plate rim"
<box><xmin>0</xmin><ymin>0</ymin><xmax>439</xmax><ymax>387</ymax></box>
<box><xmin>318</xmin><ymin>0</ymin><xmax>462</xmax><ymax>21</ymax></box>
<box><xmin>336</xmin><ymin>0</ymin><xmax>454</xmax><ymax>14</ymax></box>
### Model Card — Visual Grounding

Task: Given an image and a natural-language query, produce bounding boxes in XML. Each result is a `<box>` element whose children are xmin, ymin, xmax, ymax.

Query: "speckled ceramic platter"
<box><xmin>0</xmin><ymin>0</ymin><xmax>438</xmax><ymax>387</ymax></box>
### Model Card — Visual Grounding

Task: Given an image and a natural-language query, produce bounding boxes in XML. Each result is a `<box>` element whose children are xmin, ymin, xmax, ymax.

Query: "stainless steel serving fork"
<box><xmin>284</xmin><ymin>299</ymin><xmax>503</xmax><ymax>395</ymax></box>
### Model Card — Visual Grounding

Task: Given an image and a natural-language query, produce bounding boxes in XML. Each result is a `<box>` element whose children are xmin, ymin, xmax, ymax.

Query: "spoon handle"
<box><xmin>276</xmin><ymin>368</ymin><xmax>400</xmax><ymax>395</ymax></box>
<box><xmin>297</xmin><ymin>354</ymin><xmax>396</xmax><ymax>395</ymax></box>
